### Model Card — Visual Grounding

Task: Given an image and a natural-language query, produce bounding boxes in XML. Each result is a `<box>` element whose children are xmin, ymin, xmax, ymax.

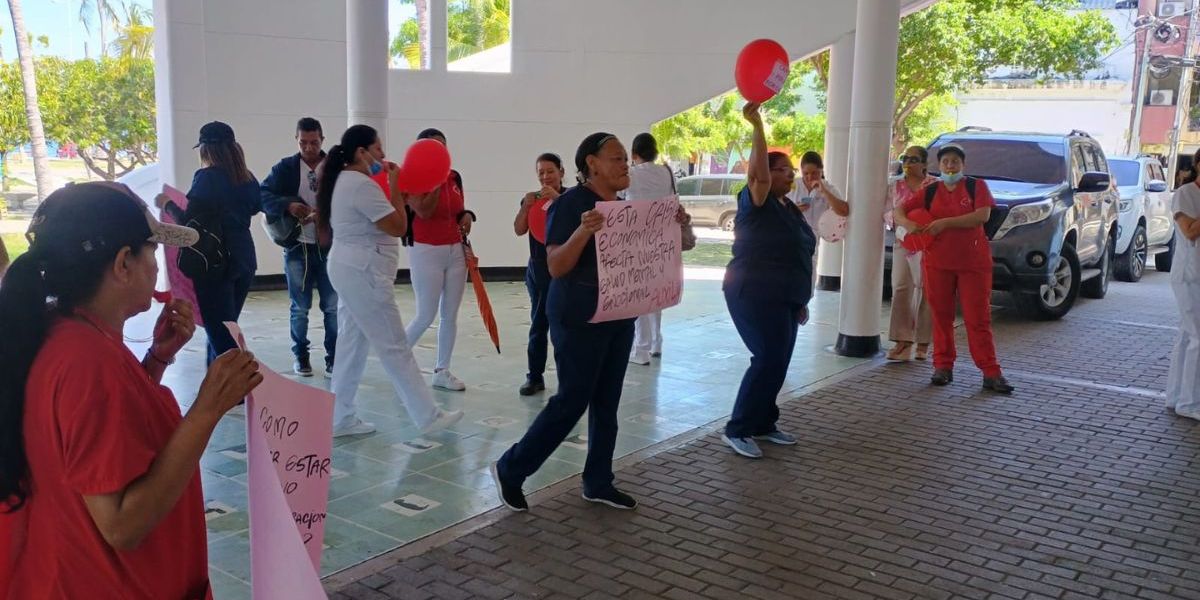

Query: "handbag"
<box><xmin>163</xmin><ymin>201</ymin><xmax>228</xmax><ymax>281</ymax></box>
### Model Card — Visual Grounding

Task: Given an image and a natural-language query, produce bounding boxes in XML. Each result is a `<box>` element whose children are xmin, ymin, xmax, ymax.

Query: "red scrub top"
<box><xmin>9</xmin><ymin>312</ymin><xmax>211</xmax><ymax>600</ymax></box>
<box><xmin>411</xmin><ymin>171</ymin><xmax>466</xmax><ymax>246</ymax></box>
<box><xmin>902</xmin><ymin>179</ymin><xmax>997</xmax><ymax>271</ymax></box>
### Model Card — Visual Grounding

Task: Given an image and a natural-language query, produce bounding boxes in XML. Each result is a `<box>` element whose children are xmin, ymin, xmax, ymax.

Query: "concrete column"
<box><xmin>817</xmin><ymin>32</ymin><xmax>855</xmax><ymax>292</ymax></box>
<box><xmin>346</xmin><ymin>0</ymin><xmax>389</xmax><ymax>132</ymax></box>
<box><xmin>835</xmin><ymin>0</ymin><xmax>901</xmax><ymax>358</ymax></box>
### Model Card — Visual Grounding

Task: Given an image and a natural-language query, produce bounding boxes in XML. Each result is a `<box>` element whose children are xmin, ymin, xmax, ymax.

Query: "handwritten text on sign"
<box><xmin>229</xmin><ymin>323</ymin><xmax>333</xmax><ymax>600</ymax></box>
<box><xmin>591</xmin><ymin>197</ymin><xmax>684</xmax><ymax>323</ymax></box>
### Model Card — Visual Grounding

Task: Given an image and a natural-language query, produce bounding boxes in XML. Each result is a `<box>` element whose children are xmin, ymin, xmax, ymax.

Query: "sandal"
<box><xmin>886</xmin><ymin>342</ymin><xmax>912</xmax><ymax>362</ymax></box>
<box><xmin>914</xmin><ymin>344</ymin><xmax>929</xmax><ymax>361</ymax></box>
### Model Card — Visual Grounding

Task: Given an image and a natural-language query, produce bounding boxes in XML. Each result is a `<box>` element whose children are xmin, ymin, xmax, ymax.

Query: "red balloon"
<box><xmin>527</xmin><ymin>197</ymin><xmax>549</xmax><ymax>244</ymax></box>
<box><xmin>396</xmin><ymin>139</ymin><xmax>452</xmax><ymax>194</ymax></box>
<box><xmin>735</xmin><ymin>39</ymin><xmax>790</xmax><ymax>102</ymax></box>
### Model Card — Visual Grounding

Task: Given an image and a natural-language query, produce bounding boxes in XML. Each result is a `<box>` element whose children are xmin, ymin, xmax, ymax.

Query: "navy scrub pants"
<box><xmin>724</xmin><ymin>288</ymin><xmax>800</xmax><ymax>438</ymax></box>
<box><xmin>194</xmin><ymin>268</ymin><xmax>254</xmax><ymax>365</ymax></box>
<box><xmin>525</xmin><ymin>259</ymin><xmax>551</xmax><ymax>382</ymax></box>
<box><xmin>499</xmin><ymin>318</ymin><xmax>635</xmax><ymax>494</ymax></box>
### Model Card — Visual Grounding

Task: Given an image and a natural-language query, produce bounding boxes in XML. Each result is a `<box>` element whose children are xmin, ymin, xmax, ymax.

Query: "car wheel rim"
<box><xmin>1133</xmin><ymin>233</ymin><xmax>1146</xmax><ymax>278</ymax></box>
<box><xmin>1039</xmin><ymin>256</ymin><xmax>1072</xmax><ymax>308</ymax></box>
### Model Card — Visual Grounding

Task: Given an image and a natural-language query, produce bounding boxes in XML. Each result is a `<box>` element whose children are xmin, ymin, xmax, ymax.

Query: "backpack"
<box><xmin>262</xmin><ymin>210</ymin><xmax>301</xmax><ymax>248</ymax></box>
<box><xmin>163</xmin><ymin>201</ymin><xmax>228</xmax><ymax>281</ymax></box>
<box><xmin>924</xmin><ymin>176</ymin><xmax>977</xmax><ymax>210</ymax></box>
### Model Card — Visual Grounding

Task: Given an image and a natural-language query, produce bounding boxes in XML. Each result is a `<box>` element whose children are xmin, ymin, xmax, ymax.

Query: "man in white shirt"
<box><xmin>261</xmin><ymin>118</ymin><xmax>338</xmax><ymax>377</ymax></box>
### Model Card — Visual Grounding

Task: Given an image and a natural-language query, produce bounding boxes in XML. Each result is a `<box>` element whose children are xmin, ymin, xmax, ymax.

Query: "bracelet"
<box><xmin>146</xmin><ymin>348</ymin><xmax>176</xmax><ymax>366</ymax></box>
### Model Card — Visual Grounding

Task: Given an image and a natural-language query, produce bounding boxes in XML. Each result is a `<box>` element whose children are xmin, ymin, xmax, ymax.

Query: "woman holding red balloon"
<box><xmin>513</xmin><ymin>152</ymin><xmax>567</xmax><ymax>396</ymax></box>
<box><xmin>317</xmin><ymin>124</ymin><xmax>464</xmax><ymax>438</ymax></box>
<box><xmin>403</xmin><ymin>128</ymin><xmax>475</xmax><ymax>393</ymax></box>
<box><xmin>885</xmin><ymin>145</ymin><xmax>937</xmax><ymax>362</ymax></box>
<box><xmin>894</xmin><ymin>144</ymin><xmax>1013</xmax><ymax>394</ymax></box>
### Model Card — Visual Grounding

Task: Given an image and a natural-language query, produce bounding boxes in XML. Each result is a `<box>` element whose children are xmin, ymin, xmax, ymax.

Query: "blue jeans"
<box><xmin>194</xmin><ymin>268</ymin><xmax>254</xmax><ymax>365</ymax></box>
<box><xmin>724</xmin><ymin>289</ymin><xmax>800</xmax><ymax>438</ymax></box>
<box><xmin>525</xmin><ymin>259</ymin><xmax>551</xmax><ymax>381</ymax></box>
<box><xmin>285</xmin><ymin>243</ymin><xmax>338</xmax><ymax>365</ymax></box>
<box><xmin>499</xmin><ymin>318</ymin><xmax>634</xmax><ymax>495</ymax></box>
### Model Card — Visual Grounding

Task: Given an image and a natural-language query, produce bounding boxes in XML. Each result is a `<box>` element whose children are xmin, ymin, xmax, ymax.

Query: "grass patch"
<box><xmin>684</xmin><ymin>241</ymin><xmax>732</xmax><ymax>268</ymax></box>
<box><xmin>2</xmin><ymin>232</ymin><xmax>28</xmax><ymax>261</ymax></box>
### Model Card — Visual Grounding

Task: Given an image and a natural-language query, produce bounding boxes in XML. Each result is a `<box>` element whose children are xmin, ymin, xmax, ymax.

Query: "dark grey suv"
<box><xmin>887</xmin><ymin>129</ymin><xmax>1119</xmax><ymax>320</ymax></box>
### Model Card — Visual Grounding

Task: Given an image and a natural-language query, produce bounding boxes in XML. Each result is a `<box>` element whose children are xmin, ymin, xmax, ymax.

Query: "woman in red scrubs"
<box><xmin>0</xmin><ymin>183</ymin><xmax>262</xmax><ymax>599</ymax></box>
<box><xmin>894</xmin><ymin>144</ymin><xmax>1014</xmax><ymax>394</ymax></box>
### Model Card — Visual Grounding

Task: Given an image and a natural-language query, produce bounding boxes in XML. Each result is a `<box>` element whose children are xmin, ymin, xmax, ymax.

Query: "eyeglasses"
<box><xmin>899</xmin><ymin>156</ymin><xmax>924</xmax><ymax>164</ymax></box>
<box><xmin>307</xmin><ymin>169</ymin><xmax>318</xmax><ymax>192</ymax></box>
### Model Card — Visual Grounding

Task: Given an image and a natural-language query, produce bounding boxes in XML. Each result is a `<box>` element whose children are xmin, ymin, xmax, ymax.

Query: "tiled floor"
<box><xmin>158</xmin><ymin>270</ymin><xmax>875</xmax><ymax>599</ymax></box>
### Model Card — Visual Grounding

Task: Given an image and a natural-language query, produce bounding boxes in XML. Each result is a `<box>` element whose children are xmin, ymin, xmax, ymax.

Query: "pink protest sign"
<box><xmin>590</xmin><ymin>197</ymin><xmax>684</xmax><ymax>323</ymax></box>
<box><xmin>159</xmin><ymin>184</ymin><xmax>203</xmax><ymax>327</ymax></box>
<box><xmin>227</xmin><ymin>323</ymin><xmax>333</xmax><ymax>600</ymax></box>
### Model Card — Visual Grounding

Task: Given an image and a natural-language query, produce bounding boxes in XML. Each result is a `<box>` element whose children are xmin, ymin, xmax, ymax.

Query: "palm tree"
<box><xmin>6</xmin><ymin>0</ymin><xmax>52</xmax><ymax>202</ymax></box>
<box><xmin>78</xmin><ymin>0</ymin><xmax>117</xmax><ymax>59</ymax></box>
<box><xmin>110</xmin><ymin>1</ymin><xmax>153</xmax><ymax>60</ymax></box>
<box><xmin>392</xmin><ymin>0</ymin><xmax>430</xmax><ymax>69</ymax></box>
<box><xmin>447</xmin><ymin>0</ymin><xmax>509</xmax><ymax>62</ymax></box>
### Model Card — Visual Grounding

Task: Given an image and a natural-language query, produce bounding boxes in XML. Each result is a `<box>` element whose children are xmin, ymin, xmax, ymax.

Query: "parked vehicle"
<box><xmin>886</xmin><ymin>128</ymin><xmax>1119</xmax><ymax>320</ymax></box>
<box><xmin>676</xmin><ymin>174</ymin><xmax>746</xmax><ymax>231</ymax></box>
<box><xmin>1105</xmin><ymin>155</ymin><xmax>1175</xmax><ymax>281</ymax></box>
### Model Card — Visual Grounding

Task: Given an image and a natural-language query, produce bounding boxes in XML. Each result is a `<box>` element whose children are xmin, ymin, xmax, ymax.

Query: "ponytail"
<box><xmin>0</xmin><ymin>254</ymin><xmax>49</xmax><ymax>511</ymax></box>
<box><xmin>316</xmin><ymin>124</ymin><xmax>379</xmax><ymax>231</ymax></box>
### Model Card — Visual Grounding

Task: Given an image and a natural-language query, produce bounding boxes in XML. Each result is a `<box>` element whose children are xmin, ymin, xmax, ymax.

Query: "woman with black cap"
<box><xmin>894</xmin><ymin>143</ymin><xmax>1013</xmax><ymax>394</ymax></box>
<box><xmin>403</xmin><ymin>128</ymin><xmax>476</xmax><ymax>392</ymax></box>
<box><xmin>164</xmin><ymin>121</ymin><xmax>263</xmax><ymax>365</ymax></box>
<box><xmin>493</xmin><ymin>132</ymin><xmax>687</xmax><ymax>512</ymax></box>
<box><xmin>0</xmin><ymin>182</ymin><xmax>261</xmax><ymax>598</ymax></box>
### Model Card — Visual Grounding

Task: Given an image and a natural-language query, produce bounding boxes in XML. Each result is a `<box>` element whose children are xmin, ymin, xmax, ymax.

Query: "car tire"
<box><xmin>1081</xmin><ymin>235</ymin><xmax>1113</xmax><ymax>299</ymax></box>
<box><xmin>1155</xmin><ymin>235</ymin><xmax>1175</xmax><ymax>273</ymax></box>
<box><xmin>1114</xmin><ymin>224</ymin><xmax>1147</xmax><ymax>282</ymax></box>
<box><xmin>718</xmin><ymin>212</ymin><xmax>736</xmax><ymax>232</ymax></box>
<box><xmin>1014</xmin><ymin>243</ymin><xmax>1080</xmax><ymax>320</ymax></box>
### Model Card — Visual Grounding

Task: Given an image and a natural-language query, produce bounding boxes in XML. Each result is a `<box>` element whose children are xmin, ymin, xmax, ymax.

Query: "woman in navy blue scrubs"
<box><xmin>491</xmin><ymin>133</ymin><xmax>643</xmax><ymax>512</ymax></box>
<box><xmin>722</xmin><ymin>102</ymin><xmax>817</xmax><ymax>459</ymax></box>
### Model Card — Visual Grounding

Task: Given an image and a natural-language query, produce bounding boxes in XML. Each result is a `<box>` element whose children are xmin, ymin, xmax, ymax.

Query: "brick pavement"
<box><xmin>324</xmin><ymin>273</ymin><xmax>1200</xmax><ymax>599</ymax></box>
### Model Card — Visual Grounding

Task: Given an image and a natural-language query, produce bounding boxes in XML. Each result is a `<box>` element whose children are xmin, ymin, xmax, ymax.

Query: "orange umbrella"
<box><xmin>463</xmin><ymin>238</ymin><xmax>500</xmax><ymax>354</ymax></box>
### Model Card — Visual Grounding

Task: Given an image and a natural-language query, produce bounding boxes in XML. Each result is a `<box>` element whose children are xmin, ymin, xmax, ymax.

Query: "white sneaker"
<box><xmin>332</xmin><ymin>417</ymin><xmax>376</xmax><ymax>438</ymax></box>
<box><xmin>432</xmin><ymin>369</ymin><xmax>466</xmax><ymax>391</ymax></box>
<box><xmin>420</xmin><ymin>408</ymin><xmax>464</xmax><ymax>435</ymax></box>
<box><xmin>629</xmin><ymin>352</ymin><xmax>651</xmax><ymax>366</ymax></box>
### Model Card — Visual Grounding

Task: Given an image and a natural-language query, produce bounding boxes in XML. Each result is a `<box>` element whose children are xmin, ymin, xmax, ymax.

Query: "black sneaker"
<box><xmin>324</xmin><ymin>359</ymin><xmax>334</xmax><ymax>379</ymax></box>
<box><xmin>490</xmin><ymin>462</ymin><xmax>528</xmax><ymax>512</ymax></box>
<box><xmin>582</xmin><ymin>487</ymin><xmax>638</xmax><ymax>510</ymax></box>
<box><xmin>982</xmin><ymin>375</ymin><xmax>1014</xmax><ymax>395</ymax></box>
<box><xmin>930</xmin><ymin>369</ymin><xmax>953</xmax><ymax>386</ymax></box>
<box><xmin>294</xmin><ymin>355</ymin><xmax>313</xmax><ymax>377</ymax></box>
<box><xmin>518</xmin><ymin>377</ymin><xmax>545</xmax><ymax>396</ymax></box>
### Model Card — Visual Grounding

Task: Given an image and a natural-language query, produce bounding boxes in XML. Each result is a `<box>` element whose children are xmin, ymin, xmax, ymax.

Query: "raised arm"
<box><xmin>743</xmin><ymin>102</ymin><xmax>770</xmax><ymax>207</ymax></box>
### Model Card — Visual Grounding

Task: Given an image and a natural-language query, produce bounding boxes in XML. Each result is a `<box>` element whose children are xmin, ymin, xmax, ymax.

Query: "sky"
<box><xmin>2</xmin><ymin>0</ymin><xmax>151</xmax><ymax>61</ymax></box>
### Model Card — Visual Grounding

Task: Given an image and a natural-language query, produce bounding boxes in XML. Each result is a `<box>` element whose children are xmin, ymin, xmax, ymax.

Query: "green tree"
<box><xmin>447</xmin><ymin>0</ymin><xmax>510</xmax><ymax>62</ymax></box>
<box><xmin>110</xmin><ymin>1</ymin><xmax>153</xmax><ymax>60</ymax></box>
<box><xmin>391</xmin><ymin>0</ymin><xmax>431</xmax><ymax>69</ymax></box>
<box><xmin>77</xmin><ymin>0</ymin><xmax>118</xmax><ymax>58</ymax></box>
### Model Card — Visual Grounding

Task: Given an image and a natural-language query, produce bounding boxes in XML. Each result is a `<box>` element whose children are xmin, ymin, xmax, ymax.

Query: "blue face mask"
<box><xmin>368</xmin><ymin>159</ymin><xmax>383</xmax><ymax>176</ymax></box>
<box><xmin>941</xmin><ymin>171</ymin><xmax>964</xmax><ymax>185</ymax></box>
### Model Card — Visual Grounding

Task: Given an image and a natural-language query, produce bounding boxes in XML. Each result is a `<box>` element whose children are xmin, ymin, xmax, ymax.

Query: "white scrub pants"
<box><xmin>405</xmin><ymin>242</ymin><xmax>468</xmax><ymax>371</ymax></box>
<box><xmin>632</xmin><ymin>311</ymin><xmax>662</xmax><ymax>359</ymax></box>
<box><xmin>328</xmin><ymin>243</ymin><xmax>440</xmax><ymax>429</ymax></box>
<box><xmin>888</xmin><ymin>248</ymin><xmax>932</xmax><ymax>344</ymax></box>
<box><xmin>1167</xmin><ymin>281</ymin><xmax>1200</xmax><ymax>417</ymax></box>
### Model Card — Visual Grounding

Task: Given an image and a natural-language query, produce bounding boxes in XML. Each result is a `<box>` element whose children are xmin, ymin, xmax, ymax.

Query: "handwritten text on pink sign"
<box><xmin>591</xmin><ymin>197</ymin><xmax>683</xmax><ymax>323</ymax></box>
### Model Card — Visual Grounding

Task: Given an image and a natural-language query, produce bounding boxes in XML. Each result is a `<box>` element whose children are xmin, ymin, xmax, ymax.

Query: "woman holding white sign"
<box><xmin>494</xmin><ymin>133</ymin><xmax>681</xmax><ymax>512</ymax></box>
<box><xmin>721</xmin><ymin>103</ymin><xmax>818</xmax><ymax>460</ymax></box>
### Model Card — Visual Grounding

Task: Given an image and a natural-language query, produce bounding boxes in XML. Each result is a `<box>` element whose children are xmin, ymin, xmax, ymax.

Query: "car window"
<box><xmin>1144</xmin><ymin>163</ymin><xmax>1156</xmax><ymax>186</ymax></box>
<box><xmin>928</xmin><ymin>138</ymin><xmax>1067</xmax><ymax>185</ymax></box>
<box><xmin>1152</xmin><ymin>163</ymin><xmax>1166</xmax><ymax>182</ymax></box>
<box><xmin>1071</xmin><ymin>145</ymin><xmax>1088</xmax><ymax>186</ymax></box>
<box><xmin>1079</xmin><ymin>145</ymin><xmax>1100</xmax><ymax>173</ymax></box>
<box><xmin>675</xmin><ymin>177</ymin><xmax>700</xmax><ymax>196</ymax></box>
<box><xmin>1086</xmin><ymin>145</ymin><xmax>1107</xmax><ymax>174</ymax></box>
<box><xmin>1109</xmin><ymin>159</ymin><xmax>1141</xmax><ymax>187</ymax></box>
<box><xmin>700</xmin><ymin>178</ymin><xmax>724</xmax><ymax>195</ymax></box>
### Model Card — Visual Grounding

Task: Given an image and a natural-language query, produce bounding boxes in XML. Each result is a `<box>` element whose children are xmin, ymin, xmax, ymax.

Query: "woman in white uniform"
<box><xmin>795</xmin><ymin>151</ymin><xmax>849</xmax><ymax>229</ymax></box>
<box><xmin>625</xmin><ymin>133</ymin><xmax>679</xmax><ymax>365</ymax></box>
<box><xmin>1167</xmin><ymin>153</ymin><xmax>1200</xmax><ymax>421</ymax></box>
<box><xmin>316</xmin><ymin>124</ymin><xmax>464</xmax><ymax>437</ymax></box>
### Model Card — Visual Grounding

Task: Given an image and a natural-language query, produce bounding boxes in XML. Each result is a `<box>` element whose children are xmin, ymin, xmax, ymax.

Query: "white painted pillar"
<box><xmin>346</xmin><ymin>0</ymin><xmax>389</xmax><ymax>133</ymax></box>
<box><xmin>835</xmin><ymin>0</ymin><xmax>900</xmax><ymax>358</ymax></box>
<box><xmin>817</xmin><ymin>32</ymin><xmax>855</xmax><ymax>291</ymax></box>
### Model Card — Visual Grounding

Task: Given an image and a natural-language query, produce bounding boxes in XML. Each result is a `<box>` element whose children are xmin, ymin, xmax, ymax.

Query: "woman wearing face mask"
<box><xmin>795</xmin><ymin>151</ymin><xmax>849</xmax><ymax>226</ymax></box>
<box><xmin>1164</xmin><ymin>148</ymin><xmax>1200</xmax><ymax>421</ymax></box>
<box><xmin>894</xmin><ymin>144</ymin><xmax>1013</xmax><ymax>394</ymax></box>
<box><xmin>317</xmin><ymin>124</ymin><xmax>464</xmax><ymax>438</ymax></box>
<box><xmin>403</xmin><ymin>128</ymin><xmax>475</xmax><ymax>393</ymax></box>
<box><xmin>513</xmin><ymin>152</ymin><xmax>567</xmax><ymax>396</ymax></box>
<box><xmin>493</xmin><ymin>133</ymin><xmax>688</xmax><ymax>512</ymax></box>
<box><xmin>886</xmin><ymin>146</ymin><xmax>938</xmax><ymax>362</ymax></box>
<box><xmin>720</xmin><ymin>103</ymin><xmax>817</xmax><ymax>460</ymax></box>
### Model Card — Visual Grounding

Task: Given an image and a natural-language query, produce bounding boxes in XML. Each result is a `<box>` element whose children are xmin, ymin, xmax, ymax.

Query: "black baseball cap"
<box><xmin>194</xmin><ymin>121</ymin><xmax>236</xmax><ymax>148</ymax></box>
<box><xmin>26</xmin><ymin>182</ymin><xmax>198</xmax><ymax>264</ymax></box>
<box><xmin>937</xmin><ymin>143</ymin><xmax>966</xmax><ymax>161</ymax></box>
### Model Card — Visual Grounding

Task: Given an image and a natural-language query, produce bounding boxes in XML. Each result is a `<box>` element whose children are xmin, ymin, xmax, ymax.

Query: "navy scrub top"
<box><xmin>544</xmin><ymin>185</ymin><xmax>632</xmax><ymax>327</ymax></box>
<box><xmin>723</xmin><ymin>186</ymin><xmax>817</xmax><ymax>306</ymax></box>
<box><xmin>187</xmin><ymin>166</ymin><xmax>263</xmax><ymax>274</ymax></box>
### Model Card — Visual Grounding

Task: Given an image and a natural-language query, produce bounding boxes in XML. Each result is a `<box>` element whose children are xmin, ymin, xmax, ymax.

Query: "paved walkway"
<box><xmin>323</xmin><ymin>270</ymin><xmax>1200</xmax><ymax>600</ymax></box>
